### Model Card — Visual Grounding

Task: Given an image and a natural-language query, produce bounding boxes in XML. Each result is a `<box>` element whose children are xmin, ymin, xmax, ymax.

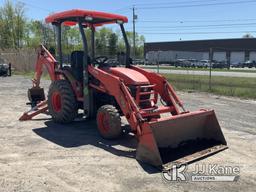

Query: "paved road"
<box><xmin>140</xmin><ymin>65</ymin><xmax>256</xmax><ymax>78</ymax></box>
<box><xmin>144</xmin><ymin>68</ymin><xmax>256</xmax><ymax>78</ymax></box>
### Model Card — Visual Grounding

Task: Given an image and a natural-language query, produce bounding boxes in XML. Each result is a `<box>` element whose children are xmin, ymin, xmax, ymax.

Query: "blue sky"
<box><xmin>1</xmin><ymin>0</ymin><xmax>256</xmax><ymax>42</ymax></box>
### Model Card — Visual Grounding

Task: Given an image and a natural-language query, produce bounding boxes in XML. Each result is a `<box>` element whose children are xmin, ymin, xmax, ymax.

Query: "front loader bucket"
<box><xmin>136</xmin><ymin>110</ymin><xmax>227</xmax><ymax>170</ymax></box>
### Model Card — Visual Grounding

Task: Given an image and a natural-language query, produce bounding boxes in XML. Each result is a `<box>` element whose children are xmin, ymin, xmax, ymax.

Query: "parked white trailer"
<box><xmin>146</xmin><ymin>50</ymin><xmax>209</xmax><ymax>64</ymax></box>
<box><xmin>158</xmin><ymin>51</ymin><xmax>176</xmax><ymax>63</ymax></box>
<box><xmin>146</xmin><ymin>51</ymin><xmax>158</xmax><ymax>64</ymax></box>
<box><xmin>174</xmin><ymin>51</ymin><xmax>205</xmax><ymax>60</ymax></box>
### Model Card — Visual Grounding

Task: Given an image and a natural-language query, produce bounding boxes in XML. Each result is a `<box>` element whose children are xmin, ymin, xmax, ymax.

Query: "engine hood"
<box><xmin>109</xmin><ymin>67</ymin><xmax>149</xmax><ymax>85</ymax></box>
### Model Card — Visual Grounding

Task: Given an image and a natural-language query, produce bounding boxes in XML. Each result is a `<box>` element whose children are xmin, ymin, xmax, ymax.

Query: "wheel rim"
<box><xmin>52</xmin><ymin>91</ymin><xmax>62</xmax><ymax>112</ymax></box>
<box><xmin>98</xmin><ymin>112</ymin><xmax>110</xmax><ymax>133</ymax></box>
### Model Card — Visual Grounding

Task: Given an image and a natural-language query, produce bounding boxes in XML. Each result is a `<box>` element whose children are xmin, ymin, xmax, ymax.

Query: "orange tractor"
<box><xmin>20</xmin><ymin>9</ymin><xmax>227</xmax><ymax>170</ymax></box>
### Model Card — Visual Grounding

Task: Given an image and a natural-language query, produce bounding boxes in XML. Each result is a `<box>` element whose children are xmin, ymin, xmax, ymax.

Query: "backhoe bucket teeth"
<box><xmin>136</xmin><ymin>110</ymin><xmax>227</xmax><ymax>170</ymax></box>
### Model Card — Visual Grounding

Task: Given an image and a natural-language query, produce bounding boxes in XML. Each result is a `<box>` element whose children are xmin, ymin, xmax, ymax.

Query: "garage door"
<box><xmin>249</xmin><ymin>52</ymin><xmax>256</xmax><ymax>62</ymax></box>
<box><xmin>202</xmin><ymin>52</ymin><xmax>209</xmax><ymax>60</ymax></box>
<box><xmin>213</xmin><ymin>52</ymin><xmax>226</xmax><ymax>62</ymax></box>
<box><xmin>230</xmin><ymin>52</ymin><xmax>245</xmax><ymax>64</ymax></box>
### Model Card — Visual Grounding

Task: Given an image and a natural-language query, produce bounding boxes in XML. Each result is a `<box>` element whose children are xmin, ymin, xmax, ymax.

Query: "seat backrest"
<box><xmin>70</xmin><ymin>51</ymin><xmax>90</xmax><ymax>82</ymax></box>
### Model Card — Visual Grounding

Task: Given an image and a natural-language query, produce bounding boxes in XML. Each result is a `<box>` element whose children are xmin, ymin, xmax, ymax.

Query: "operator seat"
<box><xmin>70</xmin><ymin>51</ymin><xmax>91</xmax><ymax>82</ymax></box>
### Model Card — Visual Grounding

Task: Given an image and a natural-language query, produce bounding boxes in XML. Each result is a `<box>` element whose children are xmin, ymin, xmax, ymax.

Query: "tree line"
<box><xmin>0</xmin><ymin>0</ymin><xmax>145</xmax><ymax>58</ymax></box>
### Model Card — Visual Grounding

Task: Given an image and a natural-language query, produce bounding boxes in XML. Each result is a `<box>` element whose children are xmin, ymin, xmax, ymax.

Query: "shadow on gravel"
<box><xmin>32</xmin><ymin>120</ymin><xmax>159</xmax><ymax>174</ymax></box>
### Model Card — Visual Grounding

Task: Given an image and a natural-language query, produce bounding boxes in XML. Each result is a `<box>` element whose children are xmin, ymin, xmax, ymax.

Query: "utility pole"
<box><xmin>157</xmin><ymin>51</ymin><xmax>160</xmax><ymax>74</ymax></box>
<box><xmin>209</xmin><ymin>48</ymin><xmax>213</xmax><ymax>91</ymax></box>
<box><xmin>132</xmin><ymin>6</ymin><xmax>137</xmax><ymax>59</ymax></box>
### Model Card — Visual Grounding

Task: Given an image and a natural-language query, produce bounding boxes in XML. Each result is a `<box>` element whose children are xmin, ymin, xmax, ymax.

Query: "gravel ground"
<box><xmin>0</xmin><ymin>75</ymin><xmax>255</xmax><ymax>192</ymax></box>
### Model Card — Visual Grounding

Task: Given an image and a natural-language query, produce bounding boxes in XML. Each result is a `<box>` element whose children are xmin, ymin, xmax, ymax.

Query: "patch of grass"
<box><xmin>163</xmin><ymin>73</ymin><xmax>256</xmax><ymax>99</ymax></box>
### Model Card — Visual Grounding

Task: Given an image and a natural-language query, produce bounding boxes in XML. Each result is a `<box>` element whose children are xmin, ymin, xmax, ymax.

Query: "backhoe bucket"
<box><xmin>28</xmin><ymin>87</ymin><xmax>45</xmax><ymax>104</ymax></box>
<box><xmin>136</xmin><ymin>110</ymin><xmax>227</xmax><ymax>170</ymax></box>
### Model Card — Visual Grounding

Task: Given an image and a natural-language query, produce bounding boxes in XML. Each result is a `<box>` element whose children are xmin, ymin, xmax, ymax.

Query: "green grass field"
<box><xmin>163</xmin><ymin>73</ymin><xmax>256</xmax><ymax>99</ymax></box>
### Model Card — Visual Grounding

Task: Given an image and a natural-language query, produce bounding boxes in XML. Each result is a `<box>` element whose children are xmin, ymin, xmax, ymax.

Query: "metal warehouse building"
<box><xmin>144</xmin><ymin>38</ymin><xmax>256</xmax><ymax>65</ymax></box>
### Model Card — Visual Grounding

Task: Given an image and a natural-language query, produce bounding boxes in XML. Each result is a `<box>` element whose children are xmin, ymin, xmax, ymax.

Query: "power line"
<box><xmin>136</xmin><ymin>0</ymin><xmax>256</xmax><ymax>10</ymax></box>
<box><xmin>113</xmin><ymin>0</ymin><xmax>224</xmax><ymax>12</ymax></box>
<box><xmin>135</xmin><ymin>0</ymin><xmax>230</xmax><ymax>6</ymax></box>
<box><xmin>134</xmin><ymin>22</ymin><xmax>256</xmax><ymax>29</ymax></box>
<box><xmin>18</xmin><ymin>0</ymin><xmax>53</xmax><ymax>13</ymax></box>
<box><xmin>137</xmin><ymin>18</ymin><xmax>256</xmax><ymax>24</ymax></box>
<box><xmin>113</xmin><ymin>5</ymin><xmax>131</xmax><ymax>13</ymax></box>
<box><xmin>113</xmin><ymin>0</ymin><xmax>255</xmax><ymax>13</ymax></box>
<box><xmin>130</xmin><ymin>25</ymin><xmax>256</xmax><ymax>32</ymax></box>
<box><xmin>141</xmin><ymin>31</ymin><xmax>256</xmax><ymax>35</ymax></box>
<box><xmin>132</xmin><ymin>26</ymin><xmax>256</xmax><ymax>32</ymax></box>
<box><xmin>126</xmin><ymin>23</ymin><xmax>256</xmax><ymax>30</ymax></box>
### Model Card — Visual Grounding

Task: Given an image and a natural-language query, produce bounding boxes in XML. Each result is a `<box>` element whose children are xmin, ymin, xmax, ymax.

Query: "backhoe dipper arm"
<box><xmin>19</xmin><ymin>45</ymin><xmax>58</xmax><ymax>121</ymax></box>
<box><xmin>32</xmin><ymin>45</ymin><xmax>58</xmax><ymax>87</ymax></box>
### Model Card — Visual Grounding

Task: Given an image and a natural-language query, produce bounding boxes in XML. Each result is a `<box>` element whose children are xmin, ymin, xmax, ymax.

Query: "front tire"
<box><xmin>48</xmin><ymin>80</ymin><xmax>78</xmax><ymax>123</ymax></box>
<box><xmin>96</xmin><ymin>105</ymin><xmax>122</xmax><ymax>139</ymax></box>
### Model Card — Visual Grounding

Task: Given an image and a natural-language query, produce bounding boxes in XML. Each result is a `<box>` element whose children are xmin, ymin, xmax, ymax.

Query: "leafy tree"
<box><xmin>0</xmin><ymin>0</ymin><xmax>15</xmax><ymax>48</ymax></box>
<box><xmin>95</xmin><ymin>27</ymin><xmax>112</xmax><ymax>56</ymax></box>
<box><xmin>67</xmin><ymin>27</ymin><xmax>83</xmax><ymax>51</ymax></box>
<box><xmin>0</xmin><ymin>0</ymin><xmax>26</xmax><ymax>49</ymax></box>
<box><xmin>116</xmin><ymin>31</ymin><xmax>145</xmax><ymax>58</ymax></box>
<box><xmin>243</xmin><ymin>33</ymin><xmax>254</xmax><ymax>38</ymax></box>
<box><xmin>25</xmin><ymin>20</ymin><xmax>43</xmax><ymax>48</ymax></box>
<box><xmin>108</xmin><ymin>33</ymin><xmax>118</xmax><ymax>57</ymax></box>
<box><xmin>135</xmin><ymin>34</ymin><xmax>145</xmax><ymax>58</ymax></box>
<box><xmin>13</xmin><ymin>1</ymin><xmax>26</xmax><ymax>48</ymax></box>
<box><xmin>0</xmin><ymin>1</ymin><xmax>145</xmax><ymax>59</ymax></box>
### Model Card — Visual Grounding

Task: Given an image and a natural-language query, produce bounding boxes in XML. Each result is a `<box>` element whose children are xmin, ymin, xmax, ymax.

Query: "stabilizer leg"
<box><xmin>19</xmin><ymin>100</ymin><xmax>48</xmax><ymax>121</ymax></box>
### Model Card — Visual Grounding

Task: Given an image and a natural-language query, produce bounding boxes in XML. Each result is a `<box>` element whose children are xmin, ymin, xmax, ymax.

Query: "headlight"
<box><xmin>141</xmin><ymin>87</ymin><xmax>149</xmax><ymax>92</ymax></box>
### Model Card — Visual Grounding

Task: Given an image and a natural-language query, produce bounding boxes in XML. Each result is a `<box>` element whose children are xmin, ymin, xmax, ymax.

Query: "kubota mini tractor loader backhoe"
<box><xmin>19</xmin><ymin>9</ymin><xmax>227</xmax><ymax>170</ymax></box>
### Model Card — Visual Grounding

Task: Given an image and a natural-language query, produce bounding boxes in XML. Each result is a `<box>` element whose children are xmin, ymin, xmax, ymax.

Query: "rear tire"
<box><xmin>96</xmin><ymin>105</ymin><xmax>122</xmax><ymax>139</ymax></box>
<box><xmin>48</xmin><ymin>80</ymin><xmax>78</xmax><ymax>123</ymax></box>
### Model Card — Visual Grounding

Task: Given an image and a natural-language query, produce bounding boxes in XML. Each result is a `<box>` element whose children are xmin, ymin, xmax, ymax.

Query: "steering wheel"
<box><xmin>92</xmin><ymin>56</ymin><xmax>109</xmax><ymax>67</ymax></box>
